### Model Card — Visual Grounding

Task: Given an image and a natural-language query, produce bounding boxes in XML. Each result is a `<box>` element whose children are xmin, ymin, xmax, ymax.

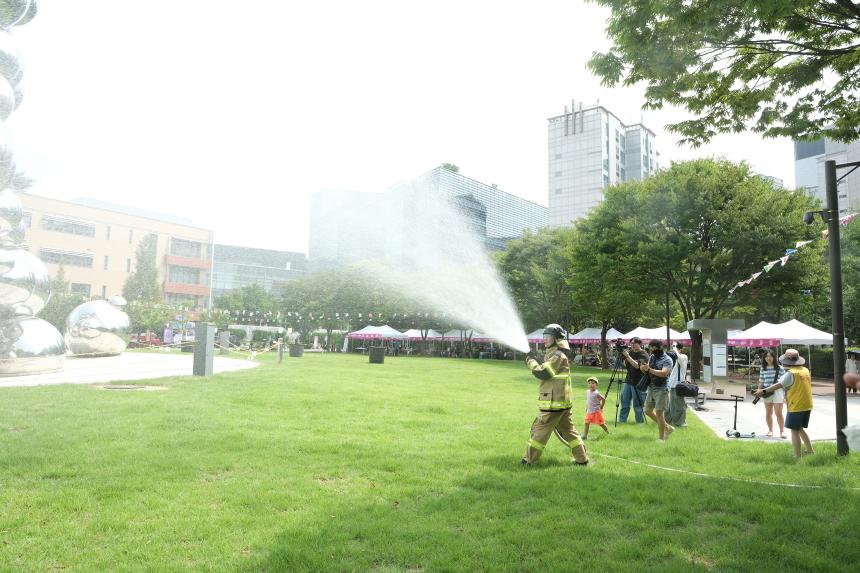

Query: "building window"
<box><xmin>104</xmin><ymin>255</ymin><xmax>109</xmax><ymax>270</ymax></box>
<box><xmin>169</xmin><ymin>266</ymin><xmax>200</xmax><ymax>285</ymax></box>
<box><xmin>285</xmin><ymin>261</ymin><xmax>292</xmax><ymax>271</ymax></box>
<box><xmin>22</xmin><ymin>212</ymin><xmax>32</xmax><ymax>228</ymax></box>
<box><xmin>41</xmin><ymin>215</ymin><xmax>96</xmax><ymax>237</ymax></box>
<box><xmin>101</xmin><ymin>285</ymin><xmax>107</xmax><ymax>299</ymax></box>
<box><xmin>106</xmin><ymin>225</ymin><xmax>111</xmax><ymax>240</ymax></box>
<box><xmin>40</xmin><ymin>248</ymin><xmax>94</xmax><ymax>268</ymax></box>
<box><xmin>170</xmin><ymin>238</ymin><xmax>202</xmax><ymax>258</ymax></box>
<box><xmin>128</xmin><ymin>229</ymin><xmax>134</xmax><ymax>244</ymax></box>
<box><xmin>70</xmin><ymin>283</ymin><xmax>91</xmax><ymax>297</ymax></box>
<box><xmin>127</xmin><ymin>258</ymin><xmax>132</xmax><ymax>272</ymax></box>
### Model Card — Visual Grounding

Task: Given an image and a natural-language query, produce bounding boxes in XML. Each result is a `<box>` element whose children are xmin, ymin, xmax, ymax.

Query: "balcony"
<box><xmin>165</xmin><ymin>254</ymin><xmax>211</xmax><ymax>269</ymax></box>
<box><xmin>163</xmin><ymin>282</ymin><xmax>210</xmax><ymax>296</ymax></box>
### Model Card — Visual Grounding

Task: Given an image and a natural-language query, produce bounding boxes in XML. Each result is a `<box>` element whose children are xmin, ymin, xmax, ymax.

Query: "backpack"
<box><xmin>675</xmin><ymin>382</ymin><xmax>699</xmax><ymax>397</ymax></box>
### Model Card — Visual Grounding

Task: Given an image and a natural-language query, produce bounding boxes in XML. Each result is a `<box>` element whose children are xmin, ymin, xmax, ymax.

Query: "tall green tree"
<box><xmin>564</xmin><ymin>205</ymin><xmax>663</xmax><ymax>369</ymax></box>
<box><xmin>122</xmin><ymin>234</ymin><xmax>161</xmax><ymax>302</ymax></box>
<box><xmin>588</xmin><ymin>0</ymin><xmax>860</xmax><ymax>145</ymax></box>
<box><xmin>575</xmin><ymin>158</ymin><xmax>825</xmax><ymax>375</ymax></box>
<box><xmin>497</xmin><ymin>227</ymin><xmax>581</xmax><ymax>333</ymax></box>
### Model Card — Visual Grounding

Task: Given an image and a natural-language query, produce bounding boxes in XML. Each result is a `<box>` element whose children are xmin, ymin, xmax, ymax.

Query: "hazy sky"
<box><xmin>8</xmin><ymin>1</ymin><xmax>795</xmax><ymax>253</ymax></box>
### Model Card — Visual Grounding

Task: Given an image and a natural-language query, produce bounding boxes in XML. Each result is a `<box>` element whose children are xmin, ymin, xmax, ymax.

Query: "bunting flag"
<box><xmin>780</xmin><ymin>255</ymin><xmax>789</xmax><ymax>266</ymax></box>
<box><xmin>763</xmin><ymin>262</ymin><xmax>776</xmax><ymax>272</ymax></box>
<box><xmin>751</xmin><ymin>272</ymin><xmax>762</xmax><ymax>281</ymax></box>
<box><xmin>841</xmin><ymin>213</ymin><xmax>858</xmax><ymax>226</ymax></box>
<box><xmin>785</xmin><ymin>248</ymin><xmax>797</xmax><ymax>256</ymax></box>
<box><xmin>795</xmin><ymin>240</ymin><xmax>812</xmax><ymax>249</ymax></box>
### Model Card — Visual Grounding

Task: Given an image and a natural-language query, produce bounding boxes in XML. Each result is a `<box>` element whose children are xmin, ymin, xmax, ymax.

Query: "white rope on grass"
<box><xmin>592</xmin><ymin>452</ymin><xmax>860</xmax><ymax>492</ymax></box>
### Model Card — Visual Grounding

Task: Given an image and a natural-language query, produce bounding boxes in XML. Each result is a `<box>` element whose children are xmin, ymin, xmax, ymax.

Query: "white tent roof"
<box><xmin>622</xmin><ymin>326</ymin><xmax>689</xmax><ymax>342</ymax></box>
<box><xmin>348</xmin><ymin>325</ymin><xmax>407</xmax><ymax>340</ymax></box>
<box><xmin>733</xmin><ymin>320</ymin><xmax>834</xmax><ymax>346</ymax></box>
<box><xmin>526</xmin><ymin>328</ymin><xmax>546</xmax><ymax>343</ymax></box>
<box><xmin>402</xmin><ymin>328</ymin><xmax>443</xmax><ymax>341</ymax></box>
<box><xmin>569</xmin><ymin>327</ymin><xmax>625</xmax><ymax>343</ymax></box>
<box><xmin>375</xmin><ymin>325</ymin><xmax>407</xmax><ymax>339</ymax></box>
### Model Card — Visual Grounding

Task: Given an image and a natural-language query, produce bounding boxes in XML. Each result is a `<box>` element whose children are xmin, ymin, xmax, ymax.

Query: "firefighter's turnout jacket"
<box><xmin>526</xmin><ymin>340</ymin><xmax>573</xmax><ymax>411</ymax></box>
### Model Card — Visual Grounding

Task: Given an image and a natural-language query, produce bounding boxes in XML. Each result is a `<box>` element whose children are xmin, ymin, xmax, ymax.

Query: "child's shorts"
<box><xmin>585</xmin><ymin>411</ymin><xmax>605</xmax><ymax>425</ymax></box>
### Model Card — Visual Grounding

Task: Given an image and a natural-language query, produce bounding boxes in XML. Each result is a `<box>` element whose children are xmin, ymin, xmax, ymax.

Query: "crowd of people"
<box><xmin>520</xmin><ymin>323</ymin><xmax>826</xmax><ymax>463</ymax></box>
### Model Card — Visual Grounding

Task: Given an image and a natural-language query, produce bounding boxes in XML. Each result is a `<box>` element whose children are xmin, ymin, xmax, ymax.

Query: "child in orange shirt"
<box><xmin>583</xmin><ymin>376</ymin><xmax>609</xmax><ymax>439</ymax></box>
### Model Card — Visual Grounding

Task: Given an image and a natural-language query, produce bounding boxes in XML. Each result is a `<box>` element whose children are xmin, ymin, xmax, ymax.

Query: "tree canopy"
<box><xmin>588</xmin><ymin>0</ymin><xmax>860</xmax><ymax>145</ymax></box>
<box><xmin>122</xmin><ymin>234</ymin><xmax>161</xmax><ymax>302</ymax></box>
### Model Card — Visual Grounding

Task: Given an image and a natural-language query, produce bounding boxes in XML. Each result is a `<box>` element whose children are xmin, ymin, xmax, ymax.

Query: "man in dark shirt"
<box><xmin>620</xmin><ymin>337</ymin><xmax>649</xmax><ymax>423</ymax></box>
<box><xmin>641</xmin><ymin>339</ymin><xmax>675</xmax><ymax>441</ymax></box>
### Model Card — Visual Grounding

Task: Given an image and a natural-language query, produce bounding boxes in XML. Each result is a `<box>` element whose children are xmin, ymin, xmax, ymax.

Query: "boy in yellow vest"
<box><xmin>753</xmin><ymin>349</ymin><xmax>814</xmax><ymax>458</ymax></box>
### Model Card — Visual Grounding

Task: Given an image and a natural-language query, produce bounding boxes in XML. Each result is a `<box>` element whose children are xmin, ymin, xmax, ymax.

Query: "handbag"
<box><xmin>675</xmin><ymin>381</ymin><xmax>699</xmax><ymax>397</ymax></box>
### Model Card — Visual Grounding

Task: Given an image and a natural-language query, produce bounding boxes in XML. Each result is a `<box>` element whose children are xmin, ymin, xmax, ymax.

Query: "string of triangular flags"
<box><xmin>729</xmin><ymin>212</ymin><xmax>858</xmax><ymax>295</ymax></box>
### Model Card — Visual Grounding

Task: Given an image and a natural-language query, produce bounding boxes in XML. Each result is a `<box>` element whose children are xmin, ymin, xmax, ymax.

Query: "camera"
<box><xmin>614</xmin><ymin>338</ymin><xmax>629</xmax><ymax>352</ymax></box>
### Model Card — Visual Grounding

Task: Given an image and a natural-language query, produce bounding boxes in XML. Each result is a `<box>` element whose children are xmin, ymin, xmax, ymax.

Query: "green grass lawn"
<box><xmin>2</xmin><ymin>354</ymin><xmax>859</xmax><ymax>572</ymax></box>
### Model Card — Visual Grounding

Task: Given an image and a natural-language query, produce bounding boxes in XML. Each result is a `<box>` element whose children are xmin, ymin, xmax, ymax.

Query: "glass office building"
<box><xmin>548</xmin><ymin>100</ymin><xmax>659</xmax><ymax>226</ymax></box>
<box><xmin>211</xmin><ymin>244</ymin><xmax>308</xmax><ymax>296</ymax></box>
<box><xmin>393</xmin><ymin>167</ymin><xmax>548</xmax><ymax>250</ymax></box>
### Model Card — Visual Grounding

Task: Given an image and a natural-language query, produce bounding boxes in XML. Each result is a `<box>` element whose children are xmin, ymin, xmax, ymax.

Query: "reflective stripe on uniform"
<box><xmin>543</xmin><ymin>362</ymin><xmax>557</xmax><ymax>377</ymax></box>
<box><xmin>538</xmin><ymin>400</ymin><xmax>572</xmax><ymax>410</ymax></box>
<box><xmin>527</xmin><ymin>438</ymin><xmax>546</xmax><ymax>451</ymax></box>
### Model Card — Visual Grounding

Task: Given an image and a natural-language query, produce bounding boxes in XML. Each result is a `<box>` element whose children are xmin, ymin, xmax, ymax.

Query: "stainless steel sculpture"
<box><xmin>65</xmin><ymin>298</ymin><xmax>131</xmax><ymax>357</ymax></box>
<box><xmin>0</xmin><ymin>1</ymin><xmax>64</xmax><ymax>376</ymax></box>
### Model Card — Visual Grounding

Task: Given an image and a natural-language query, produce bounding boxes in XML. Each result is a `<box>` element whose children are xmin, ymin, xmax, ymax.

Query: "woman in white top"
<box><xmin>757</xmin><ymin>349</ymin><xmax>786</xmax><ymax>438</ymax></box>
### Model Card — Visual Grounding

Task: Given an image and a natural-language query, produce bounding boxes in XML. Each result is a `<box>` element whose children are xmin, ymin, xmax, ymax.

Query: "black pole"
<box><xmin>665</xmin><ymin>291</ymin><xmax>671</xmax><ymax>348</ymax></box>
<box><xmin>825</xmin><ymin>160</ymin><xmax>848</xmax><ymax>456</ymax></box>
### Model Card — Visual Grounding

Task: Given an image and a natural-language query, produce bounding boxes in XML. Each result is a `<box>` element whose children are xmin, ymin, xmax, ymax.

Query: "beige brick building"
<box><xmin>19</xmin><ymin>193</ymin><xmax>214</xmax><ymax>309</ymax></box>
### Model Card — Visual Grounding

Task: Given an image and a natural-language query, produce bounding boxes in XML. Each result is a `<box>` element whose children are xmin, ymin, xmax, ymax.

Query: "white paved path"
<box><xmin>0</xmin><ymin>352</ymin><xmax>258</xmax><ymax>388</ymax></box>
<box><xmin>691</xmin><ymin>390</ymin><xmax>860</xmax><ymax>442</ymax></box>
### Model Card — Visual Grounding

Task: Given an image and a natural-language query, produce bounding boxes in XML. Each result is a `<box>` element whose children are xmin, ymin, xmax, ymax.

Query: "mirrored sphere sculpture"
<box><xmin>0</xmin><ymin>316</ymin><xmax>64</xmax><ymax>375</ymax></box>
<box><xmin>0</xmin><ymin>4</ymin><xmax>64</xmax><ymax>376</ymax></box>
<box><xmin>65</xmin><ymin>300</ymin><xmax>131</xmax><ymax>357</ymax></box>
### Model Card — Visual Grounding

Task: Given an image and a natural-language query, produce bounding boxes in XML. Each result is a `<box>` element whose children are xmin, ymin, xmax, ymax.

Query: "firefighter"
<box><xmin>520</xmin><ymin>323</ymin><xmax>589</xmax><ymax>466</ymax></box>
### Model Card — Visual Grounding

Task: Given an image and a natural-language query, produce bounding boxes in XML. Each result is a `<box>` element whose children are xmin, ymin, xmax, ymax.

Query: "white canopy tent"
<box><xmin>569</xmin><ymin>327</ymin><xmax>625</xmax><ymax>344</ymax></box>
<box><xmin>622</xmin><ymin>326</ymin><xmax>690</xmax><ymax>344</ymax></box>
<box><xmin>526</xmin><ymin>328</ymin><xmax>546</xmax><ymax>343</ymax></box>
<box><xmin>402</xmin><ymin>329</ymin><xmax>443</xmax><ymax>341</ymax></box>
<box><xmin>728</xmin><ymin>320</ymin><xmax>834</xmax><ymax>347</ymax></box>
<box><xmin>347</xmin><ymin>325</ymin><xmax>407</xmax><ymax>340</ymax></box>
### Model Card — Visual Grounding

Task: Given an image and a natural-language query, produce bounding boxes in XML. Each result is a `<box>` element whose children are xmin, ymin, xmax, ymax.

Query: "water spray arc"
<box><xmin>363</xmin><ymin>179</ymin><xmax>529</xmax><ymax>352</ymax></box>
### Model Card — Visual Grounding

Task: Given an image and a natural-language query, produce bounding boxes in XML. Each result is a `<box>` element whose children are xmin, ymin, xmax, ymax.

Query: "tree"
<box><xmin>841</xmin><ymin>218</ymin><xmax>860</xmax><ymax>343</ymax></box>
<box><xmin>564</xmin><ymin>209</ymin><xmax>662</xmax><ymax>369</ymax></box>
<box><xmin>126</xmin><ymin>301</ymin><xmax>174</xmax><ymax>336</ymax></box>
<box><xmin>122</xmin><ymin>234</ymin><xmax>161</xmax><ymax>302</ymax></box>
<box><xmin>440</xmin><ymin>163</ymin><xmax>460</xmax><ymax>173</ymax></box>
<box><xmin>497</xmin><ymin>227</ymin><xmax>580</xmax><ymax>333</ymax></box>
<box><xmin>588</xmin><ymin>1</ymin><xmax>860</xmax><ymax>145</ymax></box>
<box><xmin>39</xmin><ymin>266</ymin><xmax>85</xmax><ymax>333</ymax></box>
<box><xmin>575</xmin><ymin>158</ymin><xmax>825</xmax><ymax>376</ymax></box>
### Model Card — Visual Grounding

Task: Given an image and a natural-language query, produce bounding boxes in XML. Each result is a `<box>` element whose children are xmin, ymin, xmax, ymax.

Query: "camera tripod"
<box><xmin>605</xmin><ymin>355</ymin><xmax>647</xmax><ymax>427</ymax></box>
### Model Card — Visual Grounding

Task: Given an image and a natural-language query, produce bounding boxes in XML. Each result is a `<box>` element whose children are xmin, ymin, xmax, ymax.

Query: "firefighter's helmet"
<box><xmin>542</xmin><ymin>324</ymin><xmax>566</xmax><ymax>341</ymax></box>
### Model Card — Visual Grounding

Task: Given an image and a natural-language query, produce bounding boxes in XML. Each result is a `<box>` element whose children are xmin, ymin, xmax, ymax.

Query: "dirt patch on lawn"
<box><xmin>93</xmin><ymin>384</ymin><xmax>168</xmax><ymax>391</ymax></box>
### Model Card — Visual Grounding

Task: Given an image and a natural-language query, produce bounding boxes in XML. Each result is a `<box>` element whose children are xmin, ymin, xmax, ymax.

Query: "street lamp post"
<box><xmin>813</xmin><ymin>159</ymin><xmax>855</xmax><ymax>455</ymax></box>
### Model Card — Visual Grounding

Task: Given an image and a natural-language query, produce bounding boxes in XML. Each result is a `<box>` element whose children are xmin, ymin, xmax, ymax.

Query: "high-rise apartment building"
<box><xmin>548</xmin><ymin>100</ymin><xmax>658</xmax><ymax>226</ymax></box>
<box><xmin>795</xmin><ymin>138</ymin><xmax>859</xmax><ymax>216</ymax></box>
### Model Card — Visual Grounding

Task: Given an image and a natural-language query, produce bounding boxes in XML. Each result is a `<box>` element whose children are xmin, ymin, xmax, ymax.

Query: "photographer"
<box><xmin>640</xmin><ymin>339</ymin><xmax>675</xmax><ymax>441</ymax></box>
<box><xmin>619</xmin><ymin>337</ymin><xmax>649</xmax><ymax>424</ymax></box>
